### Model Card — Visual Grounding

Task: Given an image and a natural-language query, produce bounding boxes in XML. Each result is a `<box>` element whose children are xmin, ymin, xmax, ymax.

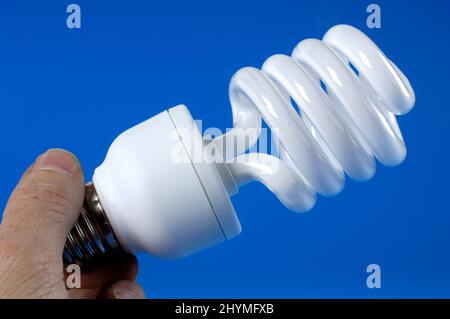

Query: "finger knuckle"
<box><xmin>10</xmin><ymin>182</ymin><xmax>73</xmax><ymax>218</ymax></box>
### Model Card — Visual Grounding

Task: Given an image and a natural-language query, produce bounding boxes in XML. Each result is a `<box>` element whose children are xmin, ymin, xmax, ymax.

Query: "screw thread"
<box><xmin>63</xmin><ymin>183</ymin><xmax>122</xmax><ymax>267</ymax></box>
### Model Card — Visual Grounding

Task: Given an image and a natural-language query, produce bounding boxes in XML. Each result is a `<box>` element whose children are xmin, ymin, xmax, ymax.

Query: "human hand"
<box><xmin>0</xmin><ymin>149</ymin><xmax>145</xmax><ymax>299</ymax></box>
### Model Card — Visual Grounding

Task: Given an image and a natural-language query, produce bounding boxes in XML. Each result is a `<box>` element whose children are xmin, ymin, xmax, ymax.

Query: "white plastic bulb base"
<box><xmin>93</xmin><ymin>105</ymin><xmax>241</xmax><ymax>259</ymax></box>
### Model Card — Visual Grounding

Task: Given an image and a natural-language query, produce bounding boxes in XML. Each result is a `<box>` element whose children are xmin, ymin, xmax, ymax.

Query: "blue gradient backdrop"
<box><xmin>0</xmin><ymin>0</ymin><xmax>449</xmax><ymax>298</ymax></box>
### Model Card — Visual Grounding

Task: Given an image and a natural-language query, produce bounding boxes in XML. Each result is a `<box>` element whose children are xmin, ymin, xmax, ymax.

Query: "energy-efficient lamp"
<box><xmin>63</xmin><ymin>25</ymin><xmax>415</xmax><ymax>266</ymax></box>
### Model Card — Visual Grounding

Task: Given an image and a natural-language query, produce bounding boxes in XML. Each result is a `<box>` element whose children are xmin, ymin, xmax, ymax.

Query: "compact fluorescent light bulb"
<box><xmin>63</xmin><ymin>25</ymin><xmax>415</xmax><ymax>266</ymax></box>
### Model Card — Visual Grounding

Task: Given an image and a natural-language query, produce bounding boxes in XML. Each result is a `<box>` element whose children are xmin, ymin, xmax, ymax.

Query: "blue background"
<box><xmin>0</xmin><ymin>0</ymin><xmax>449</xmax><ymax>298</ymax></box>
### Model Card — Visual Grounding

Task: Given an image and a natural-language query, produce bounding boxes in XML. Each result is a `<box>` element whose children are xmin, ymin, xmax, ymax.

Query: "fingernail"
<box><xmin>34</xmin><ymin>149</ymin><xmax>80</xmax><ymax>176</ymax></box>
<box><xmin>113</xmin><ymin>288</ymin><xmax>137</xmax><ymax>299</ymax></box>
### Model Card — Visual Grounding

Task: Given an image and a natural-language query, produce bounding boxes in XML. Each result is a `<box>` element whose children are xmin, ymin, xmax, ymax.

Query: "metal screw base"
<box><xmin>63</xmin><ymin>183</ymin><xmax>123</xmax><ymax>268</ymax></box>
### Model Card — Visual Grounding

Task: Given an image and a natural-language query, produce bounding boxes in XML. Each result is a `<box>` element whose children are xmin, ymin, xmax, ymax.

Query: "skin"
<box><xmin>0</xmin><ymin>149</ymin><xmax>145</xmax><ymax>299</ymax></box>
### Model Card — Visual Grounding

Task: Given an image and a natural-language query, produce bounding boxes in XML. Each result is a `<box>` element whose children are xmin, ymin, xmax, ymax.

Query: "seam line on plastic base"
<box><xmin>166</xmin><ymin>109</ymin><xmax>227</xmax><ymax>240</ymax></box>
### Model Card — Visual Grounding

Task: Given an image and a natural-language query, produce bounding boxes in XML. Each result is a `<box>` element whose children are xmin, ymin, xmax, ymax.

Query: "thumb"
<box><xmin>1</xmin><ymin>149</ymin><xmax>85</xmax><ymax>258</ymax></box>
